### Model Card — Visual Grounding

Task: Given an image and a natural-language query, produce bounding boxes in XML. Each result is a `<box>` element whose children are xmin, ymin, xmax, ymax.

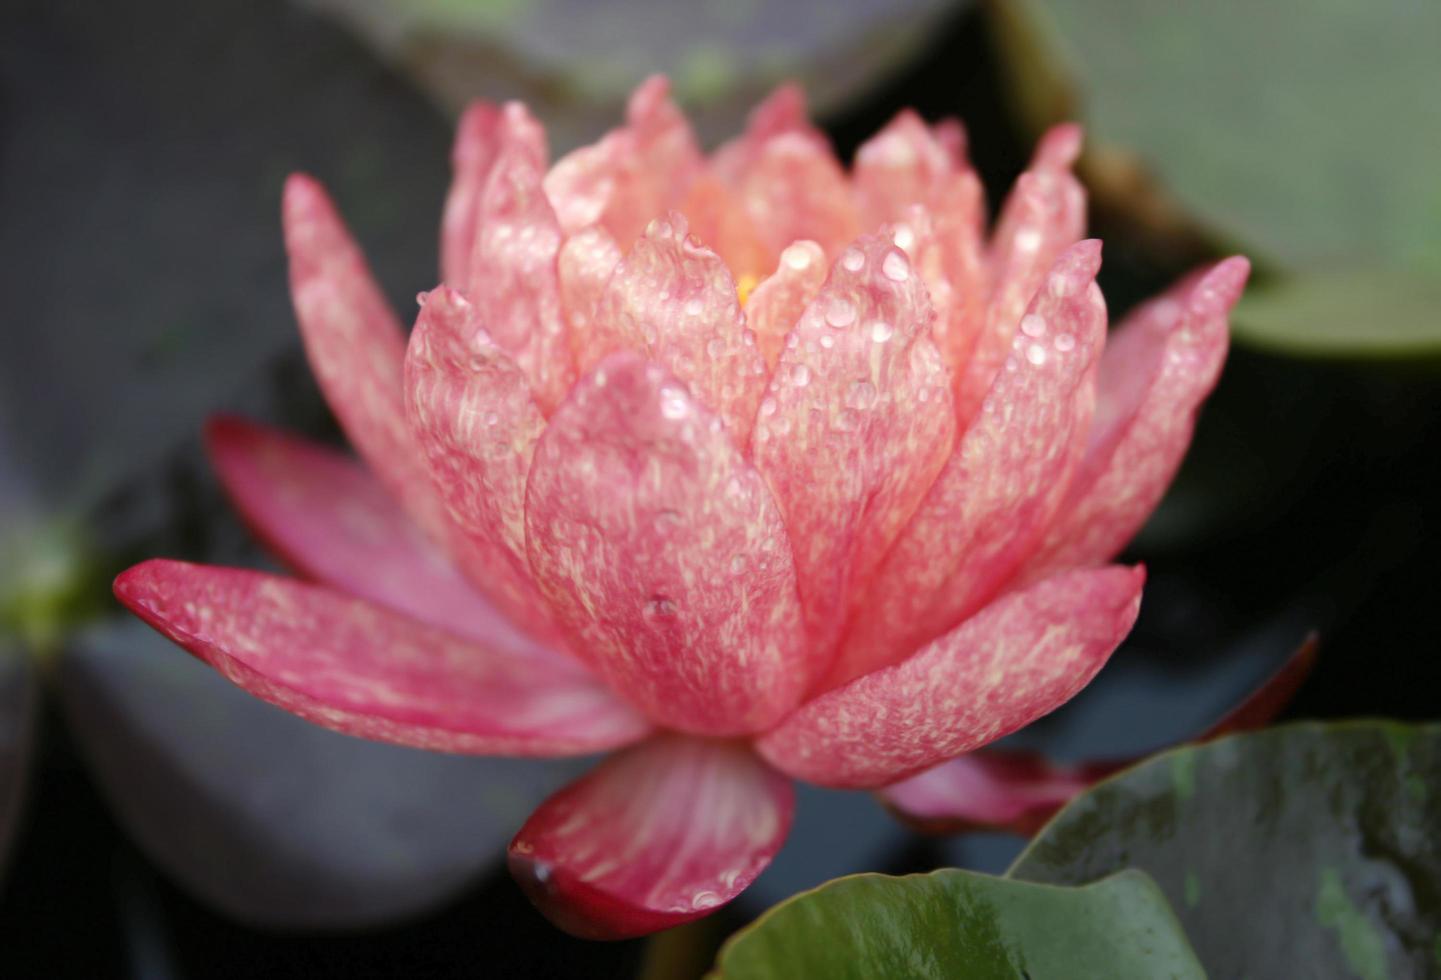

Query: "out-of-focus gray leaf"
<box><xmin>60</xmin><ymin>618</ymin><xmax>583</xmax><ymax>929</ymax></box>
<box><xmin>0</xmin><ymin>644</ymin><xmax>38</xmax><ymax>879</ymax></box>
<box><xmin>299</xmin><ymin>0</ymin><xmax>967</xmax><ymax>146</ymax></box>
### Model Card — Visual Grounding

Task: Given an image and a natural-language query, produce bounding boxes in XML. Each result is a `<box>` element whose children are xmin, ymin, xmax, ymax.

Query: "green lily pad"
<box><xmin>711</xmin><ymin>868</ymin><xmax>1204</xmax><ymax>979</ymax></box>
<box><xmin>1011</xmin><ymin>722</ymin><xmax>1441</xmax><ymax>979</ymax></box>
<box><xmin>992</xmin><ymin>0</ymin><xmax>1441</xmax><ymax>356</ymax></box>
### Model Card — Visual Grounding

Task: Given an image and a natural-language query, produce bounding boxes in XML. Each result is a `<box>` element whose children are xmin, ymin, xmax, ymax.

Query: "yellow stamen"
<box><xmin>736</xmin><ymin>273</ymin><xmax>759</xmax><ymax>308</ymax></box>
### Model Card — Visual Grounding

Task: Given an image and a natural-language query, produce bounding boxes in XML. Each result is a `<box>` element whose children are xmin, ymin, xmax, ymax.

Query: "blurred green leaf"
<box><xmin>711</xmin><ymin>868</ymin><xmax>1203</xmax><ymax>979</ymax></box>
<box><xmin>992</xmin><ymin>0</ymin><xmax>1441</xmax><ymax>357</ymax></box>
<box><xmin>1011</xmin><ymin>722</ymin><xmax>1441</xmax><ymax>978</ymax></box>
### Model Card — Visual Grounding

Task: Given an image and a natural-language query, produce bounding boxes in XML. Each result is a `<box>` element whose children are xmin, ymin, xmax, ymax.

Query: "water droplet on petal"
<box><xmin>1026</xmin><ymin>343</ymin><xmax>1048</xmax><ymax>366</ymax></box>
<box><xmin>819</xmin><ymin>334</ymin><xmax>835</xmax><ymax>349</ymax></box>
<box><xmin>659</xmin><ymin>386</ymin><xmax>689</xmax><ymax>419</ymax></box>
<box><xmin>825</xmin><ymin>297</ymin><xmax>857</xmax><ymax>329</ymax></box>
<box><xmin>789</xmin><ymin>364</ymin><xmax>811</xmax><ymax>387</ymax></box>
<box><xmin>881</xmin><ymin>251</ymin><xmax>910</xmax><ymax>283</ymax></box>
<box><xmin>684</xmin><ymin>297</ymin><xmax>704</xmax><ymax>317</ymax></box>
<box><xmin>1020</xmin><ymin>314</ymin><xmax>1047</xmax><ymax>338</ymax></box>
<box><xmin>643</xmin><ymin>595</ymin><xmax>678</xmax><ymax>620</ymax></box>
<box><xmin>845</xmin><ymin>379</ymin><xmax>877</xmax><ymax>410</ymax></box>
<box><xmin>781</xmin><ymin>243</ymin><xmax>814</xmax><ymax>271</ymax></box>
<box><xmin>1054</xmin><ymin>333</ymin><xmax>1076</xmax><ymax>352</ymax></box>
<box><xmin>891</xmin><ymin>224</ymin><xmax>916</xmax><ymax>253</ymax></box>
<box><xmin>841</xmin><ymin>248</ymin><xmax>865</xmax><ymax>272</ymax></box>
<box><xmin>759</xmin><ymin>397</ymin><xmax>778</xmax><ymax>417</ymax></box>
<box><xmin>654</xmin><ymin>509</ymin><xmax>682</xmax><ymax>531</ymax></box>
<box><xmin>728</xmin><ymin>555</ymin><xmax>747</xmax><ymax>575</ymax></box>
<box><xmin>415</xmin><ymin>292</ymin><xmax>429</xmax><ymax>307</ymax></box>
<box><xmin>869</xmin><ymin>320</ymin><xmax>894</xmax><ymax>343</ymax></box>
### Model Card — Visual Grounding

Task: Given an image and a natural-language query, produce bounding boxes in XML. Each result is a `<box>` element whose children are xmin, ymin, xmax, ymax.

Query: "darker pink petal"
<box><xmin>205</xmin><ymin>415</ymin><xmax>557</xmax><ymax>658</ymax></box>
<box><xmin>465</xmin><ymin>104</ymin><xmax>576</xmax><ymax>412</ymax></box>
<box><xmin>281</xmin><ymin>174</ymin><xmax>451</xmax><ymax>540</ymax></box>
<box><xmin>954</xmin><ymin>125</ymin><xmax>1086</xmax><ymax>425</ymax></box>
<box><xmin>878</xmin><ymin>634</ymin><xmax>1317</xmax><ymax>834</ymax></box>
<box><xmin>752</xmin><ymin>237</ymin><xmax>955</xmax><ymax>662</ymax></box>
<box><xmin>440</xmin><ymin>100</ymin><xmax>501</xmax><ymax>285</ymax></box>
<box><xmin>757</xmin><ymin>565</ymin><xmax>1145</xmax><ymax>789</ymax></box>
<box><xmin>403</xmin><ymin>286</ymin><xmax>566</xmax><ymax>644</ymax></box>
<box><xmin>114</xmin><ymin>561</ymin><xmax>650</xmax><ymax>756</ymax></box>
<box><xmin>508</xmin><ymin>735</ymin><xmax>793</xmax><ymax>939</ymax></box>
<box><xmin>744</xmin><ymin>241</ymin><xmax>827</xmax><ymax>368</ymax></box>
<box><xmin>590</xmin><ymin>213</ymin><xmax>768</xmax><ymax>438</ymax></box>
<box><xmin>524</xmin><ymin>354</ymin><xmax>809</xmax><ymax>736</ymax></box>
<box><xmin>1024</xmin><ymin>257</ymin><xmax>1247</xmax><ymax>578</ymax></box>
<box><xmin>830</xmin><ymin>242</ymin><xmax>1107</xmax><ymax>687</ymax></box>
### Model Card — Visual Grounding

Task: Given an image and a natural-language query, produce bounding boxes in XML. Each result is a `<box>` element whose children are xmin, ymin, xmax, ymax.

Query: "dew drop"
<box><xmin>759</xmin><ymin>396</ymin><xmax>778</xmax><ymax>417</ymax></box>
<box><xmin>647</xmin><ymin>218</ymin><xmax>673</xmax><ymax>240</ymax></box>
<box><xmin>1054</xmin><ymin>333</ymin><xmax>1076</xmax><ymax>352</ymax></box>
<box><xmin>819</xmin><ymin>334</ymin><xmax>835</xmax><ymax>349</ymax></box>
<box><xmin>781</xmin><ymin>243</ymin><xmax>814</xmax><ymax>271</ymax></box>
<box><xmin>728</xmin><ymin>554</ymin><xmax>747</xmax><ymax>575</ymax></box>
<box><xmin>1020</xmin><ymin>313</ymin><xmax>1047</xmax><ymax>338</ymax></box>
<box><xmin>832</xmin><ymin>408</ymin><xmax>861</xmax><ymax>432</ymax></box>
<box><xmin>825</xmin><ymin>297</ymin><xmax>857</xmax><ymax>329</ymax></box>
<box><xmin>1015</xmin><ymin>228</ymin><xmax>1042</xmax><ymax>253</ymax></box>
<box><xmin>845</xmin><ymin>379</ymin><xmax>877</xmax><ymax>410</ymax></box>
<box><xmin>1026</xmin><ymin>343</ymin><xmax>1048</xmax><ymax>366</ymax></box>
<box><xmin>415</xmin><ymin>292</ymin><xmax>429</xmax><ymax>307</ymax></box>
<box><xmin>841</xmin><ymin>247</ymin><xmax>865</xmax><ymax>272</ymax></box>
<box><xmin>659</xmin><ymin>386</ymin><xmax>689</xmax><ymax>419</ymax></box>
<box><xmin>891</xmin><ymin>223</ymin><xmax>916</xmax><ymax>253</ymax></box>
<box><xmin>789</xmin><ymin>364</ymin><xmax>811</xmax><ymax>387</ymax></box>
<box><xmin>485</xmin><ymin>411</ymin><xmax>500</xmax><ymax>427</ymax></box>
<box><xmin>643</xmin><ymin>595</ymin><xmax>678</xmax><ymax>619</ymax></box>
<box><xmin>881</xmin><ymin>251</ymin><xmax>910</xmax><ymax>283</ymax></box>
<box><xmin>684</xmin><ymin>297</ymin><xmax>705</xmax><ymax>317</ymax></box>
<box><xmin>869</xmin><ymin>320</ymin><xmax>894</xmax><ymax>343</ymax></box>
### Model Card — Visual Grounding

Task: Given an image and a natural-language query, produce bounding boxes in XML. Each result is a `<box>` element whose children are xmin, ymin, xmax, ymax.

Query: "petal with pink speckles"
<box><xmin>557</xmin><ymin>225</ymin><xmax>624</xmax><ymax>369</ymax></box>
<box><xmin>852</xmin><ymin>110</ymin><xmax>956</xmax><ymax>229</ymax></box>
<box><xmin>738</xmin><ymin>133</ymin><xmax>860</xmax><ymax>258</ymax></box>
<box><xmin>752</xmin><ymin>237</ymin><xmax>954</xmax><ymax>662</ymax></box>
<box><xmin>281</xmin><ymin>174</ymin><xmax>451</xmax><ymax>540</ymax></box>
<box><xmin>757</xmin><ymin>565</ymin><xmax>1144</xmax><ymax>789</ymax></box>
<box><xmin>508</xmin><ymin>735</ymin><xmax>793</xmax><ymax>939</ymax></box>
<box><xmin>439</xmin><ymin>101</ymin><xmax>501</xmax><ymax>286</ymax></box>
<box><xmin>829</xmin><ymin>242</ymin><xmax>1107</xmax><ymax>687</ymax></box>
<box><xmin>744</xmin><ymin>240</ymin><xmax>827</xmax><ymax>368</ymax></box>
<box><xmin>466</xmin><ymin>106</ymin><xmax>576</xmax><ymax>413</ymax></box>
<box><xmin>954</xmin><ymin>125</ymin><xmax>1086</xmax><ymax>425</ymax></box>
<box><xmin>590</xmin><ymin>213</ymin><xmax>767</xmax><ymax>438</ymax></box>
<box><xmin>524</xmin><ymin>354</ymin><xmax>808</xmax><ymax>736</ymax></box>
<box><xmin>205</xmin><ymin>415</ymin><xmax>561</xmax><ymax>661</ymax></box>
<box><xmin>403</xmin><ymin>287</ymin><xmax>565</xmax><ymax>645</ymax></box>
<box><xmin>1024</xmin><ymin>257</ymin><xmax>1247</xmax><ymax>578</ymax></box>
<box><xmin>114</xmin><ymin>561</ymin><xmax>650</xmax><ymax>756</ymax></box>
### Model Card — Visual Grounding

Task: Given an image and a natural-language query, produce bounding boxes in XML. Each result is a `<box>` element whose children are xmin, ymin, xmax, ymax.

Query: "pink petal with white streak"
<box><xmin>744</xmin><ymin>241</ymin><xmax>827</xmax><ymax>368</ymax></box>
<box><xmin>752</xmin><ymin>238</ymin><xmax>954</xmax><ymax>662</ymax></box>
<box><xmin>281</xmin><ymin>174</ymin><xmax>451</xmax><ymax>540</ymax></box>
<box><xmin>508</xmin><ymin>735</ymin><xmax>793</xmax><ymax>939</ymax></box>
<box><xmin>829</xmin><ymin>241</ymin><xmax>1107</xmax><ymax>688</ymax></box>
<box><xmin>205</xmin><ymin>415</ymin><xmax>556</xmax><ymax>659</ymax></box>
<box><xmin>954</xmin><ymin>125</ymin><xmax>1086</xmax><ymax>426</ymax></box>
<box><xmin>757</xmin><ymin>565</ymin><xmax>1144</xmax><ymax>789</ymax></box>
<box><xmin>1024</xmin><ymin>257</ymin><xmax>1246</xmax><ymax>578</ymax></box>
<box><xmin>524</xmin><ymin>354</ymin><xmax>809</xmax><ymax>736</ymax></box>
<box><xmin>466</xmin><ymin>105</ymin><xmax>576</xmax><ymax>412</ymax></box>
<box><xmin>439</xmin><ymin>100</ymin><xmax>501</xmax><ymax>285</ymax></box>
<box><xmin>403</xmin><ymin>287</ymin><xmax>565</xmax><ymax>645</ymax></box>
<box><xmin>114</xmin><ymin>561</ymin><xmax>650</xmax><ymax>756</ymax></box>
<box><xmin>590</xmin><ymin>213</ymin><xmax>767</xmax><ymax>439</ymax></box>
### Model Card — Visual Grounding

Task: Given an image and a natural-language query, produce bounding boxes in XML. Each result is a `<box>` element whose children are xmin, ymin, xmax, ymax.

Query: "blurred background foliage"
<box><xmin>1</xmin><ymin>0</ymin><xmax>1438</xmax><ymax>976</ymax></box>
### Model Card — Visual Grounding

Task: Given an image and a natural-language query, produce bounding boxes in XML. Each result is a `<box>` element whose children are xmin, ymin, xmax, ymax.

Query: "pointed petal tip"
<box><xmin>282</xmin><ymin>172</ymin><xmax>328</xmax><ymax>218</ymax></box>
<box><xmin>1198</xmin><ymin>255</ymin><xmax>1253</xmax><ymax>310</ymax></box>
<box><xmin>1035</xmin><ymin>123</ymin><xmax>1084</xmax><ymax>169</ymax></box>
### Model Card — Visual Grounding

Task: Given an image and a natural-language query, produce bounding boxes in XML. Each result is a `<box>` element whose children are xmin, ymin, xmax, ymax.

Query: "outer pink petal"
<box><xmin>829</xmin><ymin>242</ymin><xmax>1107</xmax><ymax>688</ymax></box>
<box><xmin>756</xmin><ymin>565</ymin><xmax>1145</xmax><ymax>789</ymax></box>
<box><xmin>524</xmin><ymin>354</ymin><xmax>809</xmax><ymax>736</ymax></box>
<box><xmin>744</xmin><ymin>241</ymin><xmax>827</xmax><ymax>368</ymax></box>
<box><xmin>1023</xmin><ymin>257</ymin><xmax>1247</xmax><ymax>578</ymax></box>
<box><xmin>439</xmin><ymin>100</ymin><xmax>501</xmax><ymax>285</ymax></box>
<box><xmin>590</xmin><ymin>213</ymin><xmax>768</xmax><ymax>439</ymax></box>
<box><xmin>752</xmin><ymin>238</ymin><xmax>955</xmax><ymax>662</ymax></box>
<box><xmin>114</xmin><ymin>561</ymin><xmax>650</xmax><ymax>756</ymax></box>
<box><xmin>954</xmin><ymin>124</ymin><xmax>1086</xmax><ymax>426</ymax></box>
<box><xmin>403</xmin><ymin>286</ymin><xmax>566</xmax><ymax>644</ymax></box>
<box><xmin>557</xmin><ymin>224</ymin><xmax>624</xmax><ymax>370</ymax></box>
<box><xmin>205</xmin><ymin>415</ymin><xmax>557</xmax><ymax>658</ymax></box>
<box><xmin>878</xmin><ymin>633</ymin><xmax>1316</xmax><ymax>835</ymax></box>
<box><xmin>545</xmin><ymin>76</ymin><xmax>703</xmax><ymax>247</ymax></box>
<box><xmin>508</xmin><ymin>735</ymin><xmax>793</xmax><ymax>939</ymax></box>
<box><xmin>465</xmin><ymin>105</ymin><xmax>576</xmax><ymax>413</ymax></box>
<box><xmin>852</xmin><ymin>110</ymin><xmax>957</xmax><ymax>230</ymax></box>
<box><xmin>281</xmin><ymin>174</ymin><xmax>451</xmax><ymax>540</ymax></box>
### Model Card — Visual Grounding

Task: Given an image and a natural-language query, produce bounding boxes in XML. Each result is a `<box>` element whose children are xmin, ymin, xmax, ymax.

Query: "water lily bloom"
<box><xmin>114</xmin><ymin>76</ymin><xmax>1250</xmax><ymax>939</ymax></box>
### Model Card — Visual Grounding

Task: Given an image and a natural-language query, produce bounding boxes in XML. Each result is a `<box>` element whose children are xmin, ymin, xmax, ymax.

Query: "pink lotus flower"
<box><xmin>114</xmin><ymin>77</ymin><xmax>1249</xmax><ymax>939</ymax></box>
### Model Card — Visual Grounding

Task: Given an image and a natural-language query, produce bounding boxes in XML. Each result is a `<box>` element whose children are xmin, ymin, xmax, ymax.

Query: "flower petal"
<box><xmin>557</xmin><ymin>224</ymin><xmax>624</xmax><ymax>370</ymax></box>
<box><xmin>738</xmin><ymin>132</ymin><xmax>860</xmax><ymax>258</ymax></box>
<box><xmin>524</xmin><ymin>354</ymin><xmax>809</xmax><ymax>736</ymax></box>
<box><xmin>710</xmin><ymin>83</ymin><xmax>817</xmax><ymax>184</ymax></box>
<box><xmin>878</xmin><ymin>633</ymin><xmax>1317</xmax><ymax>834</ymax></box>
<box><xmin>466</xmin><ymin>104</ymin><xmax>576</xmax><ymax>413</ymax></box>
<box><xmin>757</xmin><ymin>565</ymin><xmax>1145</xmax><ymax>789</ymax></box>
<box><xmin>954</xmin><ymin>124</ymin><xmax>1086</xmax><ymax>426</ymax></box>
<box><xmin>403</xmin><ymin>286</ymin><xmax>565</xmax><ymax>643</ymax></box>
<box><xmin>753</xmin><ymin>237</ymin><xmax>955</xmax><ymax>662</ymax></box>
<box><xmin>440</xmin><ymin>101</ymin><xmax>501</xmax><ymax>286</ymax></box>
<box><xmin>590</xmin><ymin>213</ymin><xmax>768</xmax><ymax>439</ymax></box>
<box><xmin>205</xmin><ymin>415</ymin><xmax>558</xmax><ymax>658</ymax></box>
<box><xmin>830</xmin><ymin>242</ymin><xmax>1107</xmax><ymax>687</ymax></box>
<box><xmin>1023</xmin><ymin>257</ymin><xmax>1247</xmax><ymax>578</ymax></box>
<box><xmin>114</xmin><ymin>561</ymin><xmax>651</xmax><ymax>756</ymax></box>
<box><xmin>852</xmin><ymin>110</ymin><xmax>957</xmax><ymax>230</ymax></box>
<box><xmin>745</xmin><ymin>240</ymin><xmax>827</xmax><ymax>368</ymax></box>
<box><xmin>281</xmin><ymin>174</ymin><xmax>451</xmax><ymax>539</ymax></box>
<box><xmin>545</xmin><ymin>76</ymin><xmax>702</xmax><ymax>247</ymax></box>
<box><xmin>679</xmin><ymin>174</ymin><xmax>771</xmax><ymax>283</ymax></box>
<box><xmin>508</xmin><ymin>735</ymin><xmax>793</xmax><ymax>939</ymax></box>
